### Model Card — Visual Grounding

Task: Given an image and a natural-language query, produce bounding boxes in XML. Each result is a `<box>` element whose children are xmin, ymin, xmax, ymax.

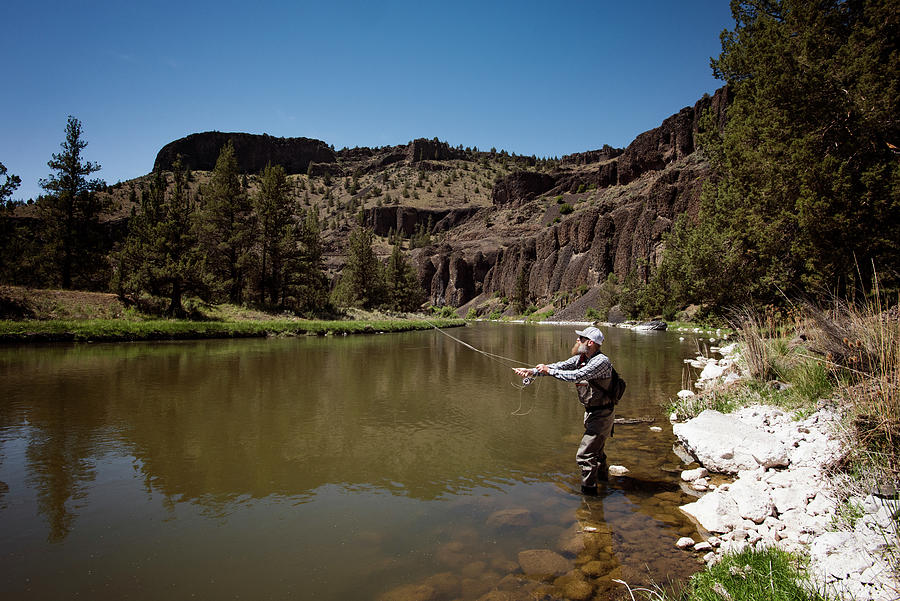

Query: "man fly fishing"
<box><xmin>513</xmin><ymin>326</ymin><xmax>623</xmax><ymax>496</ymax></box>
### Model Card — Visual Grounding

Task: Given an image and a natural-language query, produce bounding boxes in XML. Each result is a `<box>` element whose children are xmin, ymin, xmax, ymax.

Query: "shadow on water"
<box><xmin>0</xmin><ymin>322</ymin><xmax>709</xmax><ymax>600</ymax></box>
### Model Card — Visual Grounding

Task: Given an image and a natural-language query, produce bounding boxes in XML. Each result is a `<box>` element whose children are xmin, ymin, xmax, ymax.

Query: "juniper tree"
<box><xmin>663</xmin><ymin>0</ymin><xmax>900</xmax><ymax>308</ymax></box>
<box><xmin>37</xmin><ymin>116</ymin><xmax>107</xmax><ymax>289</ymax></box>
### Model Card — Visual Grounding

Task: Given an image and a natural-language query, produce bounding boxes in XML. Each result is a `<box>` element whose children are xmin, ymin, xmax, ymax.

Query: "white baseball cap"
<box><xmin>575</xmin><ymin>326</ymin><xmax>604</xmax><ymax>345</ymax></box>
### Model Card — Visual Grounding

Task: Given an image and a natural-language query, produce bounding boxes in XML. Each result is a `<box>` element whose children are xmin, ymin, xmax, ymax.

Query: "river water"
<box><xmin>0</xmin><ymin>322</ymin><xmax>709</xmax><ymax>600</ymax></box>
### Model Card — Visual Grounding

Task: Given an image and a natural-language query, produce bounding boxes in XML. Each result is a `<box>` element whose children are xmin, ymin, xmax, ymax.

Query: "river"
<box><xmin>0</xmin><ymin>322</ymin><xmax>709</xmax><ymax>600</ymax></box>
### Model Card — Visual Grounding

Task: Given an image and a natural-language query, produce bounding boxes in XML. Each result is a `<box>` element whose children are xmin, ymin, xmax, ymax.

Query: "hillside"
<box><xmin>9</xmin><ymin>87</ymin><xmax>730</xmax><ymax>319</ymax></box>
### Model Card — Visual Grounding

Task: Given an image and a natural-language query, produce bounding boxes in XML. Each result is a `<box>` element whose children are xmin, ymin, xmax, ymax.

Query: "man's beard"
<box><xmin>572</xmin><ymin>341</ymin><xmax>589</xmax><ymax>356</ymax></box>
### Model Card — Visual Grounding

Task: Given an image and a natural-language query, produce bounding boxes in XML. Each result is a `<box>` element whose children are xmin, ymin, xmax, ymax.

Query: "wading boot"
<box><xmin>598</xmin><ymin>464</ymin><xmax>609</xmax><ymax>481</ymax></box>
<box><xmin>580</xmin><ymin>485</ymin><xmax>599</xmax><ymax>496</ymax></box>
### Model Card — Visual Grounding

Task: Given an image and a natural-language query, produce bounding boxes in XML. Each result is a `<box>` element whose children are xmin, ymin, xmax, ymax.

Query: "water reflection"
<box><xmin>0</xmin><ymin>323</ymin><xmax>707</xmax><ymax>600</ymax></box>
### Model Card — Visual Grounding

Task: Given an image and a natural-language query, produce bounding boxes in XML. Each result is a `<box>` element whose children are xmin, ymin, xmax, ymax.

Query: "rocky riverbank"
<box><xmin>670</xmin><ymin>346</ymin><xmax>899</xmax><ymax>601</ymax></box>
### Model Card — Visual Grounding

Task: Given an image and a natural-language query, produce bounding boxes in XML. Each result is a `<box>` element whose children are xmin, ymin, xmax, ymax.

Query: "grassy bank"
<box><xmin>0</xmin><ymin>286</ymin><xmax>463</xmax><ymax>343</ymax></box>
<box><xmin>0</xmin><ymin>316</ymin><xmax>464</xmax><ymax>343</ymax></box>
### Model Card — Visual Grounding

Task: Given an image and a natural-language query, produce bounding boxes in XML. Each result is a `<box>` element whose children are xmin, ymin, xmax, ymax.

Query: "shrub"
<box><xmin>559</xmin><ymin>203</ymin><xmax>573</xmax><ymax>215</ymax></box>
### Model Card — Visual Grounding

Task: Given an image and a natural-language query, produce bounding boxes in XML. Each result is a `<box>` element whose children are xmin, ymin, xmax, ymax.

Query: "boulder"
<box><xmin>680</xmin><ymin>491</ymin><xmax>741</xmax><ymax>534</ymax></box>
<box><xmin>517</xmin><ymin>549</ymin><xmax>571</xmax><ymax>577</ymax></box>
<box><xmin>673</xmin><ymin>410</ymin><xmax>789</xmax><ymax>474</ymax></box>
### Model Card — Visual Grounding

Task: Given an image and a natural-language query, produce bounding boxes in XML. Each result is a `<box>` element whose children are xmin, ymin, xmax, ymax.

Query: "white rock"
<box><xmin>765</xmin><ymin>466</ymin><xmax>819</xmax><ymax>488</ymax></box>
<box><xmin>771</xmin><ymin>484</ymin><xmax>814</xmax><ymax>514</ymax></box>
<box><xmin>681</xmin><ymin>467</ymin><xmax>709</xmax><ymax>482</ymax></box>
<box><xmin>873</xmin><ymin>506</ymin><xmax>896</xmax><ymax>529</ymax></box>
<box><xmin>608</xmin><ymin>465</ymin><xmax>629</xmax><ymax>476</ymax></box>
<box><xmin>720</xmin><ymin>539</ymin><xmax>749</xmax><ymax>555</ymax></box>
<box><xmin>676</xmin><ymin>389</ymin><xmax>695</xmax><ymax>399</ymax></box>
<box><xmin>676</xmin><ymin>537</ymin><xmax>695</xmax><ymax>549</ymax></box>
<box><xmin>681</xmin><ymin>492</ymin><xmax>741</xmax><ymax>534</ymax></box>
<box><xmin>729</xmin><ymin>478</ymin><xmax>775</xmax><ymax>524</ymax></box>
<box><xmin>673</xmin><ymin>410</ymin><xmax>790</xmax><ymax>474</ymax></box>
<box><xmin>650</xmin><ymin>426</ymin><xmax>662</xmax><ymax>432</ymax></box>
<box><xmin>691</xmin><ymin>479</ymin><xmax>710</xmax><ymax>492</ymax></box>
<box><xmin>694</xmin><ymin>541</ymin><xmax>713</xmax><ymax>552</ymax></box>
<box><xmin>807</xmin><ymin>491</ymin><xmax>836</xmax><ymax>517</ymax></box>
<box><xmin>763</xmin><ymin>516</ymin><xmax>785</xmax><ymax>532</ymax></box>
<box><xmin>809</xmin><ymin>531</ymin><xmax>852</xmax><ymax>557</ymax></box>
<box><xmin>699</xmin><ymin>362</ymin><xmax>726</xmax><ymax>381</ymax></box>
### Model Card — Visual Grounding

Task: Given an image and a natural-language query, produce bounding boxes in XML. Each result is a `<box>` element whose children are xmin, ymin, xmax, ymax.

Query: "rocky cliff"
<box><xmin>154</xmin><ymin>132</ymin><xmax>338</xmax><ymax>174</ymax></box>
<box><xmin>412</xmin><ymin>86</ymin><xmax>731</xmax><ymax>313</ymax></box>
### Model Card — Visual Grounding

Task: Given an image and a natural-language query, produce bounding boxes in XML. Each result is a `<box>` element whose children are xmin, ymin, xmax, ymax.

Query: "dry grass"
<box><xmin>731</xmin><ymin>284</ymin><xmax>900</xmax><ymax>482</ymax></box>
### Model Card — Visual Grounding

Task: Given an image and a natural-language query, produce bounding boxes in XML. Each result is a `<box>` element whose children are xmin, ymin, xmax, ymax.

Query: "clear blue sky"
<box><xmin>2</xmin><ymin>0</ymin><xmax>735</xmax><ymax>201</ymax></box>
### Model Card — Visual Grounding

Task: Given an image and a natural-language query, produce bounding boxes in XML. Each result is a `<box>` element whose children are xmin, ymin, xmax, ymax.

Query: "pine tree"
<box><xmin>0</xmin><ymin>162</ymin><xmax>20</xmax><ymax>206</ymax></box>
<box><xmin>287</xmin><ymin>208</ymin><xmax>329</xmax><ymax>313</ymax></box>
<box><xmin>195</xmin><ymin>140</ymin><xmax>254</xmax><ymax>303</ymax></box>
<box><xmin>332</xmin><ymin>226</ymin><xmax>384</xmax><ymax>309</ymax></box>
<box><xmin>385</xmin><ymin>243</ymin><xmax>423</xmax><ymax>312</ymax></box>
<box><xmin>37</xmin><ymin>116</ymin><xmax>107</xmax><ymax>289</ymax></box>
<box><xmin>253</xmin><ymin>163</ymin><xmax>295</xmax><ymax>305</ymax></box>
<box><xmin>114</xmin><ymin>159</ymin><xmax>201</xmax><ymax>315</ymax></box>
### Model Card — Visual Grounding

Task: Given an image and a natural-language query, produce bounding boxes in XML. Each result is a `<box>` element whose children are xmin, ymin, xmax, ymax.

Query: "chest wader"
<box><xmin>574</xmin><ymin>356</ymin><xmax>616</xmax><ymax>490</ymax></box>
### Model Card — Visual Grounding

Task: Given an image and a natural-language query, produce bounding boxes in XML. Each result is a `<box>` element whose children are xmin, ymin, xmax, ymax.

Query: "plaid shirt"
<box><xmin>544</xmin><ymin>352</ymin><xmax>612</xmax><ymax>382</ymax></box>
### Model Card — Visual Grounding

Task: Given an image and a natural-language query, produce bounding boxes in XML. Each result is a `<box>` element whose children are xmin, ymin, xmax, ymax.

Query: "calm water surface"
<box><xmin>0</xmin><ymin>322</ymin><xmax>711</xmax><ymax>600</ymax></box>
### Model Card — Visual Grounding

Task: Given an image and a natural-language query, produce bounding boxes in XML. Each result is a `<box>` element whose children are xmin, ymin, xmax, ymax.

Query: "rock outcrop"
<box><xmin>154</xmin><ymin>132</ymin><xmax>337</xmax><ymax>174</ymax></box>
<box><xmin>415</xmin><ymin>86</ymin><xmax>731</xmax><ymax>309</ymax></box>
<box><xmin>365</xmin><ymin>206</ymin><xmax>481</xmax><ymax>238</ymax></box>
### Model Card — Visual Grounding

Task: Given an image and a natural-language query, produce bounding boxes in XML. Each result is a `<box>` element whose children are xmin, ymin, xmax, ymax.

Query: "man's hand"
<box><xmin>513</xmin><ymin>365</ymin><xmax>549</xmax><ymax>377</ymax></box>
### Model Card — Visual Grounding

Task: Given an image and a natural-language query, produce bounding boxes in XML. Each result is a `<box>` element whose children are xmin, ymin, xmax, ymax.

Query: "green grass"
<box><xmin>675</xmin><ymin>547</ymin><xmax>830</xmax><ymax>601</ymax></box>
<box><xmin>0</xmin><ymin>317</ymin><xmax>464</xmax><ymax>343</ymax></box>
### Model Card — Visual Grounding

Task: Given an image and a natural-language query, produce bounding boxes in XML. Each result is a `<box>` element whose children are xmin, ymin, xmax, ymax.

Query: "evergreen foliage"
<box><xmin>195</xmin><ymin>141</ymin><xmax>254</xmax><ymax>304</ymax></box>
<box><xmin>253</xmin><ymin>163</ymin><xmax>295</xmax><ymax>305</ymax></box>
<box><xmin>286</xmin><ymin>208</ymin><xmax>329</xmax><ymax>314</ymax></box>
<box><xmin>384</xmin><ymin>243</ymin><xmax>423</xmax><ymax>312</ymax></box>
<box><xmin>512</xmin><ymin>264</ymin><xmax>531</xmax><ymax>314</ymax></box>
<box><xmin>659</xmin><ymin>0</ymin><xmax>900</xmax><ymax>311</ymax></box>
<box><xmin>37</xmin><ymin>116</ymin><xmax>107</xmax><ymax>289</ymax></box>
<box><xmin>113</xmin><ymin>160</ymin><xmax>201</xmax><ymax>315</ymax></box>
<box><xmin>0</xmin><ymin>162</ymin><xmax>21</xmax><ymax>206</ymax></box>
<box><xmin>332</xmin><ymin>226</ymin><xmax>385</xmax><ymax>309</ymax></box>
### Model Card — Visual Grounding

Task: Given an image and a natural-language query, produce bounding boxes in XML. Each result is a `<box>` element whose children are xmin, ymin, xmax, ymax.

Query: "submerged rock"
<box><xmin>517</xmin><ymin>549</ymin><xmax>571</xmax><ymax>577</ymax></box>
